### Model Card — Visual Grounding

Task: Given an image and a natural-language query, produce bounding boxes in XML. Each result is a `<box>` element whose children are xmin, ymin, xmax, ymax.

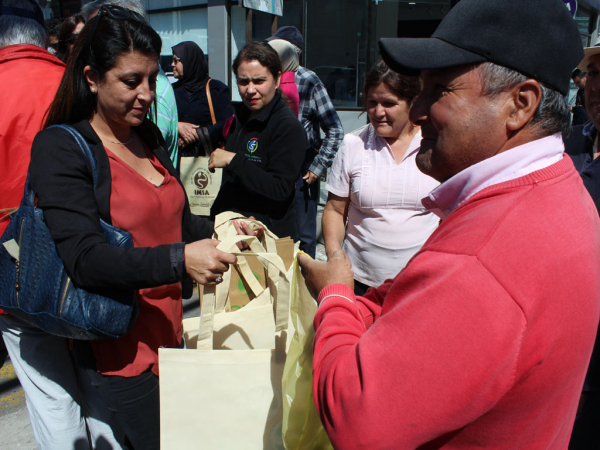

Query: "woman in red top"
<box><xmin>29</xmin><ymin>5</ymin><xmax>253</xmax><ymax>449</ymax></box>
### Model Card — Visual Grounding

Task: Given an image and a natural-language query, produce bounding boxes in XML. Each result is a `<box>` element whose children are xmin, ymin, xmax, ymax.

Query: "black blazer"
<box><xmin>29</xmin><ymin>119</ymin><xmax>213</xmax><ymax>298</ymax></box>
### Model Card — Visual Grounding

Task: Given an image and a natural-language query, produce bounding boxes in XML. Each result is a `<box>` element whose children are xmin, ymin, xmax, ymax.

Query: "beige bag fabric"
<box><xmin>179</xmin><ymin>80</ymin><xmax>222</xmax><ymax>216</ymax></box>
<box><xmin>159</xmin><ymin>215</ymin><xmax>297</xmax><ymax>449</ymax></box>
<box><xmin>179</xmin><ymin>156</ymin><xmax>222</xmax><ymax>216</ymax></box>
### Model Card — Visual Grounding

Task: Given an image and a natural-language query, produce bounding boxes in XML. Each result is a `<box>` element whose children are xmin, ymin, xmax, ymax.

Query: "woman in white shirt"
<box><xmin>323</xmin><ymin>61</ymin><xmax>440</xmax><ymax>295</ymax></box>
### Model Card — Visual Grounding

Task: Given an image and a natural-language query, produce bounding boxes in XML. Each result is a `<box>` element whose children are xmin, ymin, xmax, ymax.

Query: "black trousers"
<box><xmin>354</xmin><ymin>279</ymin><xmax>373</xmax><ymax>297</ymax></box>
<box><xmin>73</xmin><ymin>342</ymin><xmax>160</xmax><ymax>450</ymax></box>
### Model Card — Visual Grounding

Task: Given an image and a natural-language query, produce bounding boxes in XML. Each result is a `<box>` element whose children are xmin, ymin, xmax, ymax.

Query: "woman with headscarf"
<box><xmin>267</xmin><ymin>38</ymin><xmax>299</xmax><ymax>116</ymax></box>
<box><xmin>171</xmin><ymin>41</ymin><xmax>233</xmax><ymax>158</ymax></box>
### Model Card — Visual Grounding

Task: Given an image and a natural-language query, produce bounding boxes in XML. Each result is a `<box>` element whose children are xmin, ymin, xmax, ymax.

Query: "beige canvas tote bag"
<box><xmin>179</xmin><ymin>80</ymin><xmax>222</xmax><ymax>216</ymax></box>
<box><xmin>159</xmin><ymin>228</ymin><xmax>296</xmax><ymax>449</ymax></box>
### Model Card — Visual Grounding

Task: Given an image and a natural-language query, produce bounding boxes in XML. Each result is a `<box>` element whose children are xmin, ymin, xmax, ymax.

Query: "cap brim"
<box><xmin>578</xmin><ymin>47</ymin><xmax>600</xmax><ymax>71</ymax></box>
<box><xmin>380</xmin><ymin>37</ymin><xmax>487</xmax><ymax>75</ymax></box>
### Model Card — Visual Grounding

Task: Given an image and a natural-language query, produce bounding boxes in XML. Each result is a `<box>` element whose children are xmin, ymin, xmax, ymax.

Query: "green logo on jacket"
<box><xmin>247</xmin><ymin>138</ymin><xmax>259</xmax><ymax>153</ymax></box>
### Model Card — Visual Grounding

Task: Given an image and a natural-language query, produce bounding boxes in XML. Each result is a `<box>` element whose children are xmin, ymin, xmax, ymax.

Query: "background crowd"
<box><xmin>1</xmin><ymin>0</ymin><xmax>600</xmax><ymax>449</ymax></box>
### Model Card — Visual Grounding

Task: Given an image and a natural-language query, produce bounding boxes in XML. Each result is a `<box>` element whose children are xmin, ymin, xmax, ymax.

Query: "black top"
<box><xmin>564</xmin><ymin>124</ymin><xmax>600</xmax><ymax>214</ymax></box>
<box><xmin>173</xmin><ymin>78</ymin><xmax>233</xmax><ymax>152</ymax></box>
<box><xmin>564</xmin><ymin>124</ymin><xmax>600</xmax><ymax>393</ymax></box>
<box><xmin>29</xmin><ymin>119</ymin><xmax>213</xmax><ymax>299</ymax></box>
<box><xmin>572</xmin><ymin>89</ymin><xmax>588</xmax><ymax>126</ymax></box>
<box><xmin>211</xmin><ymin>91</ymin><xmax>307</xmax><ymax>239</ymax></box>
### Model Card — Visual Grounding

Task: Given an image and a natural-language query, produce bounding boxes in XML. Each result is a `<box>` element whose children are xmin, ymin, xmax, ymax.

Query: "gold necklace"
<box><xmin>98</xmin><ymin>132</ymin><xmax>134</xmax><ymax>145</ymax></box>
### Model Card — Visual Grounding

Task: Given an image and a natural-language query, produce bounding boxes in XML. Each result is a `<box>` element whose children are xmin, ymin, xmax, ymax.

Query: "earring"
<box><xmin>91</xmin><ymin>87</ymin><xmax>96</xmax><ymax>93</ymax></box>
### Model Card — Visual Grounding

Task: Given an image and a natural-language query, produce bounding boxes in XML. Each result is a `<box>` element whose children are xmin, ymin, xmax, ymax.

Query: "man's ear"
<box><xmin>83</xmin><ymin>65</ymin><xmax>99</xmax><ymax>92</ymax></box>
<box><xmin>505</xmin><ymin>79</ymin><xmax>543</xmax><ymax>132</ymax></box>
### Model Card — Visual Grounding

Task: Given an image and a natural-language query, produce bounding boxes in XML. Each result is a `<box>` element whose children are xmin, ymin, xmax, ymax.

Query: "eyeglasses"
<box><xmin>86</xmin><ymin>5</ymin><xmax>144</xmax><ymax>46</ymax></box>
<box><xmin>172</xmin><ymin>57</ymin><xmax>181</xmax><ymax>64</ymax></box>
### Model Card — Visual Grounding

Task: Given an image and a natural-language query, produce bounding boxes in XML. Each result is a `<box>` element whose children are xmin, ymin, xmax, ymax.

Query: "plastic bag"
<box><xmin>281</xmin><ymin>255</ymin><xmax>333</xmax><ymax>450</ymax></box>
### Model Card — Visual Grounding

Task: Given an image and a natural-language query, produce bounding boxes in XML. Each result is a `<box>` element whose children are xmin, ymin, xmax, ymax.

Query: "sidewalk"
<box><xmin>0</xmin><ymin>354</ymin><xmax>36</xmax><ymax>450</ymax></box>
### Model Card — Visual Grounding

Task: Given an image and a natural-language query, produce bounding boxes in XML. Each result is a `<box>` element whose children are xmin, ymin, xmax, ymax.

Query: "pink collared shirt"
<box><xmin>423</xmin><ymin>134</ymin><xmax>565</xmax><ymax>220</ymax></box>
<box><xmin>327</xmin><ymin>124</ymin><xmax>440</xmax><ymax>287</ymax></box>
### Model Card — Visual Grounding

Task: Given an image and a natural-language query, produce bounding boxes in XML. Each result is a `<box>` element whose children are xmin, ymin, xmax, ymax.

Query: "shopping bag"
<box><xmin>282</xmin><ymin>256</ymin><xmax>334</xmax><ymax>450</ymax></box>
<box><xmin>212</xmin><ymin>212</ymin><xmax>294</xmax><ymax>312</ymax></box>
<box><xmin>159</xmin><ymin>230</ymin><xmax>297</xmax><ymax>450</ymax></box>
<box><xmin>179</xmin><ymin>155</ymin><xmax>222</xmax><ymax>216</ymax></box>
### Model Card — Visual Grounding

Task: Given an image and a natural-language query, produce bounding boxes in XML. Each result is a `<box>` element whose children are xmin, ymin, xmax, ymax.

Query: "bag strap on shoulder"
<box><xmin>205</xmin><ymin>79</ymin><xmax>217</xmax><ymax>125</ymax></box>
<box><xmin>48</xmin><ymin>124</ymin><xmax>99</xmax><ymax>191</ymax></box>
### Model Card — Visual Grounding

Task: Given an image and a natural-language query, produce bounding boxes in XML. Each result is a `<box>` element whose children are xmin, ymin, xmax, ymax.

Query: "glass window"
<box><xmin>39</xmin><ymin>0</ymin><xmax>61</xmax><ymax>19</ymax></box>
<box><xmin>149</xmin><ymin>8</ymin><xmax>208</xmax><ymax>73</ymax></box>
<box><xmin>144</xmin><ymin>0</ymin><xmax>207</xmax><ymax>10</ymax></box>
<box><xmin>304</xmin><ymin>0</ymin><xmax>368</xmax><ymax>109</ymax></box>
<box><xmin>231</xmin><ymin>0</ymin><xmax>453</xmax><ymax>109</ymax></box>
<box><xmin>230</xmin><ymin>5</ymin><xmax>246</xmax><ymax>101</ymax></box>
<box><xmin>575</xmin><ymin>7</ymin><xmax>592</xmax><ymax>47</ymax></box>
<box><xmin>302</xmin><ymin>0</ymin><xmax>450</xmax><ymax>109</ymax></box>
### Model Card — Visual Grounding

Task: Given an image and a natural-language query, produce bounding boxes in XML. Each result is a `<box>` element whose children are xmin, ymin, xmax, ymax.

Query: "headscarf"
<box><xmin>267</xmin><ymin>39</ymin><xmax>299</xmax><ymax>73</ymax></box>
<box><xmin>172</xmin><ymin>41</ymin><xmax>209</xmax><ymax>99</ymax></box>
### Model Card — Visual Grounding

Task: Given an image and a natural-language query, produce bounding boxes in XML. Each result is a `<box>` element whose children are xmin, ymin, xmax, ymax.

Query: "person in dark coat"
<box><xmin>171</xmin><ymin>41</ymin><xmax>233</xmax><ymax>159</ymax></box>
<box><xmin>208</xmin><ymin>42</ymin><xmax>307</xmax><ymax>240</ymax></box>
<box><xmin>571</xmin><ymin>68</ymin><xmax>588</xmax><ymax>126</ymax></box>
<box><xmin>564</xmin><ymin>44</ymin><xmax>600</xmax><ymax>450</ymax></box>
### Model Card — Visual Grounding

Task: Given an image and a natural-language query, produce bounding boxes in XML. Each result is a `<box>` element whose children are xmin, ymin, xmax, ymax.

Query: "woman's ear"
<box><xmin>505</xmin><ymin>79</ymin><xmax>543</xmax><ymax>132</ymax></box>
<box><xmin>275</xmin><ymin>71</ymin><xmax>282</xmax><ymax>89</ymax></box>
<box><xmin>83</xmin><ymin>65</ymin><xmax>99</xmax><ymax>93</ymax></box>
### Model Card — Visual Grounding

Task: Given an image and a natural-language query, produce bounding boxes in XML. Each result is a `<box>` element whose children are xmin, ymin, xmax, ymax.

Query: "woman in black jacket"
<box><xmin>171</xmin><ymin>41</ymin><xmax>233</xmax><ymax>158</ymax></box>
<box><xmin>209</xmin><ymin>42</ymin><xmax>307</xmax><ymax>239</ymax></box>
<box><xmin>28</xmin><ymin>6</ymin><xmax>245</xmax><ymax>449</ymax></box>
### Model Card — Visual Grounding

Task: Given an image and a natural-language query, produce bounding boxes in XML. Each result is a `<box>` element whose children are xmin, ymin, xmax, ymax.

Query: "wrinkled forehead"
<box><xmin>586</xmin><ymin>54</ymin><xmax>600</xmax><ymax>72</ymax></box>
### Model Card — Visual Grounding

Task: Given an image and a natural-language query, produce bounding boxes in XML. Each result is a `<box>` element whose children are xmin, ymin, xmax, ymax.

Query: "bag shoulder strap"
<box><xmin>205</xmin><ymin>79</ymin><xmax>217</xmax><ymax>125</ymax></box>
<box><xmin>48</xmin><ymin>124</ymin><xmax>99</xmax><ymax>191</ymax></box>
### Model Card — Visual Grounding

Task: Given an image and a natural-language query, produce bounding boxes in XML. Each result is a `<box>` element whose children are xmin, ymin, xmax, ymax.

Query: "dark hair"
<box><xmin>44</xmin><ymin>8</ymin><xmax>162</xmax><ymax>127</ymax></box>
<box><xmin>55</xmin><ymin>14</ymin><xmax>85</xmax><ymax>63</ymax></box>
<box><xmin>233</xmin><ymin>41</ymin><xmax>282</xmax><ymax>80</ymax></box>
<box><xmin>571</xmin><ymin>68</ymin><xmax>586</xmax><ymax>80</ymax></box>
<box><xmin>45</xmin><ymin>17</ymin><xmax>64</xmax><ymax>39</ymax></box>
<box><xmin>362</xmin><ymin>60</ymin><xmax>421</xmax><ymax>111</ymax></box>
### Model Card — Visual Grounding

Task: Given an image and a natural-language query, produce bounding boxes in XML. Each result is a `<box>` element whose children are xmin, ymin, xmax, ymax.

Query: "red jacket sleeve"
<box><xmin>312</xmin><ymin>251</ymin><xmax>525</xmax><ymax>449</ymax></box>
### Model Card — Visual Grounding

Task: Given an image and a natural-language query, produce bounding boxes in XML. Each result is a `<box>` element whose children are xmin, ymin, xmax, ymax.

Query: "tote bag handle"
<box><xmin>197</xmin><ymin>235</ymin><xmax>290</xmax><ymax>351</ymax></box>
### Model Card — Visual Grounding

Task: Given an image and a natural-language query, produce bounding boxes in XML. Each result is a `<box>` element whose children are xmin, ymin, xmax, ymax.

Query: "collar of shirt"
<box><xmin>364</xmin><ymin>125</ymin><xmax>422</xmax><ymax>162</ymax></box>
<box><xmin>583</xmin><ymin>121</ymin><xmax>596</xmax><ymax>137</ymax></box>
<box><xmin>422</xmin><ymin>133</ymin><xmax>564</xmax><ymax>220</ymax></box>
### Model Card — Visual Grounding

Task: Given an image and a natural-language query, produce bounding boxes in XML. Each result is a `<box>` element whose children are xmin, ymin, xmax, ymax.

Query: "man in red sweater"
<box><xmin>298</xmin><ymin>0</ymin><xmax>600</xmax><ymax>448</ymax></box>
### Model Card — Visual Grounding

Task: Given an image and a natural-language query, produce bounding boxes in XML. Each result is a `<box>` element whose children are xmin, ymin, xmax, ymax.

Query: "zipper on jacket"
<box><xmin>58</xmin><ymin>278</ymin><xmax>71</xmax><ymax>318</ymax></box>
<box><xmin>15</xmin><ymin>218</ymin><xmax>25</xmax><ymax>307</ymax></box>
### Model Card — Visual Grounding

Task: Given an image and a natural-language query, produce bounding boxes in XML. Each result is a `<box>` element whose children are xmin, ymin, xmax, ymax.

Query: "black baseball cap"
<box><xmin>379</xmin><ymin>0</ymin><xmax>582</xmax><ymax>96</ymax></box>
<box><xmin>266</xmin><ymin>26</ymin><xmax>303</xmax><ymax>51</ymax></box>
<box><xmin>0</xmin><ymin>0</ymin><xmax>45</xmax><ymax>28</ymax></box>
